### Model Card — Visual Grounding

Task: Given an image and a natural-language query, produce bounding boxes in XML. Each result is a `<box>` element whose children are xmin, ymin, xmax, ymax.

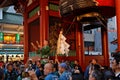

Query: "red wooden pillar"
<box><xmin>101</xmin><ymin>27</ymin><xmax>109</xmax><ymax>66</ymax></box>
<box><xmin>39</xmin><ymin>0</ymin><xmax>49</xmax><ymax>46</ymax></box>
<box><xmin>24</xmin><ymin>4</ymin><xmax>29</xmax><ymax>63</ymax></box>
<box><xmin>76</xmin><ymin>23</ymin><xmax>85</xmax><ymax>70</ymax></box>
<box><xmin>115</xmin><ymin>0</ymin><xmax>120</xmax><ymax>52</ymax></box>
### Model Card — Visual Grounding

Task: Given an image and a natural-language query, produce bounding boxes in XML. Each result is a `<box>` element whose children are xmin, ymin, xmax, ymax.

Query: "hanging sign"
<box><xmin>0</xmin><ymin>32</ymin><xmax>4</xmax><ymax>42</ymax></box>
<box><xmin>16</xmin><ymin>34</ymin><xmax>20</xmax><ymax>43</ymax></box>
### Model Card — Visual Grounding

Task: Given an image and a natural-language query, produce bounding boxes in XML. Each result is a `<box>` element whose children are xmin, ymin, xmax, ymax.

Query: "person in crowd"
<box><xmin>72</xmin><ymin>64</ymin><xmax>84</xmax><ymax>80</ymax></box>
<box><xmin>58</xmin><ymin>62</ymin><xmax>72</xmax><ymax>80</ymax></box>
<box><xmin>111</xmin><ymin>52</ymin><xmax>120</xmax><ymax>80</ymax></box>
<box><xmin>89</xmin><ymin>70</ymin><xmax>103</xmax><ymax>80</ymax></box>
<box><xmin>0</xmin><ymin>68</ymin><xmax>4</xmax><ymax>80</ymax></box>
<box><xmin>24</xmin><ymin>61</ymin><xmax>32</xmax><ymax>72</ymax></box>
<box><xmin>35</xmin><ymin>60</ymin><xmax>44</xmax><ymax>80</ymax></box>
<box><xmin>1</xmin><ymin>62</ymin><xmax>6</xmax><ymax>73</ymax></box>
<box><xmin>22</xmin><ymin>72</ymin><xmax>31</xmax><ymax>80</ymax></box>
<box><xmin>28</xmin><ymin>70</ymin><xmax>38</xmax><ymax>80</ymax></box>
<box><xmin>28</xmin><ymin>59</ymin><xmax>34</xmax><ymax>70</ymax></box>
<box><xmin>4</xmin><ymin>63</ymin><xmax>18</xmax><ymax>80</ymax></box>
<box><xmin>84</xmin><ymin>59</ymin><xmax>98</xmax><ymax>80</ymax></box>
<box><xmin>103</xmin><ymin>69</ymin><xmax>115</xmax><ymax>80</ymax></box>
<box><xmin>65</xmin><ymin>61</ymin><xmax>72</xmax><ymax>73</ymax></box>
<box><xmin>44</xmin><ymin>63</ymin><xmax>58</xmax><ymax>80</ymax></box>
<box><xmin>13</xmin><ymin>64</ymin><xmax>22</xmax><ymax>80</ymax></box>
<box><xmin>73</xmin><ymin>60</ymin><xmax>83</xmax><ymax>74</ymax></box>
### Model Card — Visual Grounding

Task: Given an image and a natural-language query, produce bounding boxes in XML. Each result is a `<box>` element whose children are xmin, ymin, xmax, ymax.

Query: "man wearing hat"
<box><xmin>111</xmin><ymin>52</ymin><xmax>120</xmax><ymax>80</ymax></box>
<box><xmin>58</xmin><ymin>63</ymin><xmax>72</xmax><ymax>80</ymax></box>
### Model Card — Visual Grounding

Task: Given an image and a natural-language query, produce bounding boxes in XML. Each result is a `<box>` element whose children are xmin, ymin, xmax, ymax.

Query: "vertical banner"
<box><xmin>0</xmin><ymin>32</ymin><xmax>4</xmax><ymax>42</ymax></box>
<box><xmin>16</xmin><ymin>34</ymin><xmax>20</xmax><ymax>43</ymax></box>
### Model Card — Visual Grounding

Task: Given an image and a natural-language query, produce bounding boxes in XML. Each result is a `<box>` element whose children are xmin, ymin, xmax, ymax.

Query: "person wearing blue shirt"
<box><xmin>44</xmin><ymin>63</ymin><xmax>58</xmax><ymax>80</ymax></box>
<box><xmin>58</xmin><ymin>63</ymin><xmax>72</xmax><ymax>80</ymax></box>
<box><xmin>35</xmin><ymin>61</ymin><xmax>44</xmax><ymax>79</ymax></box>
<box><xmin>4</xmin><ymin>64</ymin><xmax>18</xmax><ymax>80</ymax></box>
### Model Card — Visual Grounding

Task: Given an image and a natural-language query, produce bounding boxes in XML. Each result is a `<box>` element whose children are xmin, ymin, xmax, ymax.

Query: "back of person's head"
<box><xmin>104</xmin><ymin>70</ymin><xmax>115</xmax><ymax>80</ymax></box>
<box><xmin>90</xmin><ymin>70</ymin><xmax>103</xmax><ymax>80</ymax></box>
<box><xmin>93</xmin><ymin>64</ymin><xmax>101</xmax><ymax>71</ymax></box>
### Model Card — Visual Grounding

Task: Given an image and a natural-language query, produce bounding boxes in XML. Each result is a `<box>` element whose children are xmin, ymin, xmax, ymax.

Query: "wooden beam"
<box><xmin>101</xmin><ymin>26</ymin><xmax>109</xmax><ymax>66</ymax></box>
<box><xmin>49</xmin><ymin>10</ymin><xmax>60</xmax><ymax>17</ymax></box>
<box><xmin>27</xmin><ymin>13</ymin><xmax>39</xmax><ymax>24</ymax></box>
<box><xmin>23</xmin><ymin>3</ymin><xmax>29</xmax><ymax>63</ymax></box>
<box><xmin>39</xmin><ymin>0</ymin><xmax>49</xmax><ymax>46</ymax></box>
<box><xmin>116</xmin><ymin>0</ymin><xmax>120</xmax><ymax>52</ymax></box>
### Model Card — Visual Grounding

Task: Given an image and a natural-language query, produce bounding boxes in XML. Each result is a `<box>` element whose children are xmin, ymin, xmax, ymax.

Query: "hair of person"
<box><xmin>7</xmin><ymin>63</ymin><xmax>13</xmax><ymax>69</ymax></box>
<box><xmin>112</xmin><ymin>52</ymin><xmax>120</xmax><ymax>64</ymax></box>
<box><xmin>92</xmin><ymin>59</ymin><xmax>98</xmax><ymax>62</ymax></box>
<box><xmin>45</xmin><ymin>63</ymin><xmax>54</xmax><ymax>69</ymax></box>
<box><xmin>93</xmin><ymin>64</ymin><xmax>101</xmax><ymax>71</ymax></box>
<box><xmin>104</xmin><ymin>70</ymin><xmax>115</xmax><ymax>80</ymax></box>
<box><xmin>92</xmin><ymin>70</ymin><xmax>103</xmax><ymax>80</ymax></box>
<box><xmin>16</xmin><ymin>64</ymin><xmax>20</xmax><ymax>68</ymax></box>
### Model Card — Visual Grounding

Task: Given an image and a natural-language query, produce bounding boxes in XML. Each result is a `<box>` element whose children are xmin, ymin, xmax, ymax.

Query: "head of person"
<box><xmin>58</xmin><ymin>63</ymin><xmax>67</xmax><ymax>73</ymax></box>
<box><xmin>93</xmin><ymin>64</ymin><xmax>101</xmax><ymax>71</ymax></box>
<box><xmin>111</xmin><ymin>52</ymin><xmax>120</xmax><ymax>71</ymax></box>
<box><xmin>28</xmin><ymin>59</ymin><xmax>32</xmax><ymax>65</ymax></box>
<box><xmin>36</xmin><ymin>60</ymin><xmax>41</xmax><ymax>67</ymax></box>
<box><xmin>15</xmin><ymin>64</ymin><xmax>20</xmax><ymax>70</ymax></box>
<box><xmin>91</xmin><ymin>59</ymin><xmax>97</xmax><ymax>65</ymax></box>
<box><xmin>104</xmin><ymin>70</ymin><xmax>115</xmax><ymax>80</ymax></box>
<box><xmin>7</xmin><ymin>63</ymin><xmax>13</xmax><ymax>72</ymax></box>
<box><xmin>22</xmin><ymin>72</ymin><xmax>30</xmax><ymax>78</ymax></box>
<box><xmin>74</xmin><ymin>60</ymin><xmax>79</xmax><ymax>65</ymax></box>
<box><xmin>44</xmin><ymin>63</ymin><xmax>54</xmax><ymax>75</ymax></box>
<box><xmin>89</xmin><ymin>70</ymin><xmax>103</xmax><ymax>80</ymax></box>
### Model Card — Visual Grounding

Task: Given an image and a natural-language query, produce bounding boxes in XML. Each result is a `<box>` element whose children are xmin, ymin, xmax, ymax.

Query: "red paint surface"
<box><xmin>116</xmin><ymin>0</ymin><xmax>120</xmax><ymax>51</ymax></box>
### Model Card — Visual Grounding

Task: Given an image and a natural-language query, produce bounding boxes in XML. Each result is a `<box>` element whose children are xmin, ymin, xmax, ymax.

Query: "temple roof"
<box><xmin>0</xmin><ymin>11</ymin><xmax>23</xmax><ymax>25</ymax></box>
<box><xmin>0</xmin><ymin>0</ymin><xmax>18</xmax><ymax>8</ymax></box>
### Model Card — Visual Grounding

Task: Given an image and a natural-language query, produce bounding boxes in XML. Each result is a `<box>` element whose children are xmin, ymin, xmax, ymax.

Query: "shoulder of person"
<box><xmin>45</xmin><ymin>74</ymin><xmax>52</xmax><ymax>80</ymax></box>
<box><xmin>117</xmin><ymin>73</ymin><xmax>120</xmax><ymax>78</ymax></box>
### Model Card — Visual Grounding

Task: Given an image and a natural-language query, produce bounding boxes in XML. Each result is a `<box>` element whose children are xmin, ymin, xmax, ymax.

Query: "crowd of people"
<box><xmin>0</xmin><ymin>52</ymin><xmax>120</xmax><ymax>80</ymax></box>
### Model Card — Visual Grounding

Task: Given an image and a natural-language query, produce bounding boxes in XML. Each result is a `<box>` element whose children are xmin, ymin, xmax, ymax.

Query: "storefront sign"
<box><xmin>0</xmin><ymin>32</ymin><xmax>4</xmax><ymax>42</ymax></box>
